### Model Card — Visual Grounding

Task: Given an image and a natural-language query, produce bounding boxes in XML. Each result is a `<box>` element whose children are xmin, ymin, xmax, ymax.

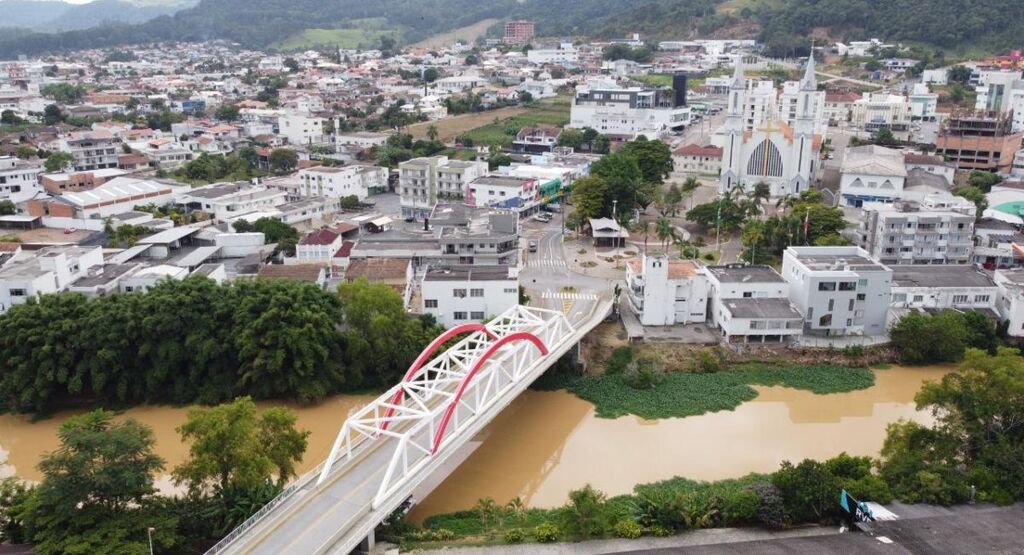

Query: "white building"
<box><xmin>278</xmin><ymin>113</ymin><xmax>325</xmax><ymax>146</ymax></box>
<box><xmin>569</xmin><ymin>79</ymin><xmax>691</xmax><ymax>139</ymax></box>
<box><xmin>705</xmin><ymin>264</ymin><xmax>802</xmax><ymax>342</ymax></box>
<box><xmin>119</xmin><ymin>264</ymin><xmax>189</xmax><ymax>293</ymax></box>
<box><xmin>334</xmin><ymin>131</ymin><xmax>390</xmax><ymax>149</ymax></box>
<box><xmin>60</xmin><ymin>130</ymin><xmax>119</xmax><ymax>172</ymax></box>
<box><xmin>297</xmin><ymin>165</ymin><xmax>388</xmax><ymax>200</ymax></box>
<box><xmin>921</xmin><ymin>69</ymin><xmax>948</xmax><ymax>86</ymax></box>
<box><xmin>179</xmin><ymin>182</ymin><xmax>288</xmax><ymax>222</ymax></box>
<box><xmin>466</xmin><ymin>175</ymin><xmax>540</xmax><ymax>213</ymax></box>
<box><xmin>909</xmin><ymin>83</ymin><xmax>939</xmax><ymax>121</ymax></box>
<box><xmin>398</xmin><ymin>156</ymin><xmax>488</xmax><ymax>218</ymax></box>
<box><xmin>719</xmin><ymin>58</ymin><xmax>820</xmax><ymax>197</ymax></box>
<box><xmin>0</xmin><ymin>156</ymin><xmax>43</xmax><ymax>205</ymax></box>
<box><xmin>838</xmin><ymin>145</ymin><xmax>908</xmax><ymax>207</ymax></box>
<box><xmin>420</xmin><ymin>266</ymin><xmax>518</xmax><ymax>327</ymax></box>
<box><xmin>974</xmin><ymin>70</ymin><xmax>1022</xmax><ymax>113</ymax></box>
<box><xmin>851</xmin><ymin>92</ymin><xmax>912</xmax><ymax>131</ymax></box>
<box><xmin>995</xmin><ymin>268</ymin><xmax>1024</xmax><ymax>337</ymax></box>
<box><xmin>778</xmin><ymin>80</ymin><xmax>827</xmax><ymax>135</ymax></box>
<box><xmin>625</xmin><ymin>255</ymin><xmax>707</xmax><ymax>326</ymax></box>
<box><xmin>781</xmin><ymin>246</ymin><xmax>893</xmax><ymax>337</ymax></box>
<box><xmin>58</xmin><ymin>177</ymin><xmax>185</xmax><ymax>219</ymax></box>
<box><xmin>890</xmin><ymin>265</ymin><xmax>997</xmax><ymax>314</ymax></box>
<box><xmin>0</xmin><ymin>246</ymin><xmax>104</xmax><ymax>313</ymax></box>
<box><xmin>526</xmin><ymin>42</ymin><xmax>579</xmax><ymax>65</ymax></box>
<box><xmin>856</xmin><ymin>196</ymin><xmax>976</xmax><ymax>265</ymax></box>
<box><xmin>295</xmin><ymin>228</ymin><xmax>344</xmax><ymax>265</ymax></box>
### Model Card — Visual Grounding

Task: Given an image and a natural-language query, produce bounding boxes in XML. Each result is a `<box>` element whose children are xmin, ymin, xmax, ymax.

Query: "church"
<box><xmin>719</xmin><ymin>56</ymin><xmax>823</xmax><ymax>198</ymax></box>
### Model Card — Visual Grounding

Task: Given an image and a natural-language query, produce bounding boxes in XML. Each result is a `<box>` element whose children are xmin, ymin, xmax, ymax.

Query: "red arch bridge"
<box><xmin>206</xmin><ymin>301</ymin><xmax>611</xmax><ymax>555</ymax></box>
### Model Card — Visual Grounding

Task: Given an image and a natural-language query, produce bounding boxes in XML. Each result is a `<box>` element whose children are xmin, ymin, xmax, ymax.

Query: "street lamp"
<box><xmin>147</xmin><ymin>527</ymin><xmax>155</xmax><ymax>555</ymax></box>
<box><xmin>612</xmin><ymin>199</ymin><xmax>619</xmax><ymax>268</ymax></box>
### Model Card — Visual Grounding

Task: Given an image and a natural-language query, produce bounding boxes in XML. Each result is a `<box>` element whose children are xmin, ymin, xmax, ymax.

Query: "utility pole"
<box><xmin>147</xmin><ymin>527</ymin><xmax>155</xmax><ymax>555</ymax></box>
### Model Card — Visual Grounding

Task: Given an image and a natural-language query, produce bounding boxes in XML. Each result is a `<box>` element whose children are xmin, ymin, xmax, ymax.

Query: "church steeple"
<box><xmin>801</xmin><ymin>46</ymin><xmax>817</xmax><ymax>91</ymax></box>
<box><xmin>731</xmin><ymin>55</ymin><xmax>745</xmax><ymax>89</ymax></box>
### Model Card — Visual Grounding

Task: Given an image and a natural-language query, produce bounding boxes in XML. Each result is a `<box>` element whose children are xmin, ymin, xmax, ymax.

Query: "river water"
<box><xmin>0</xmin><ymin>365</ymin><xmax>947</xmax><ymax>518</ymax></box>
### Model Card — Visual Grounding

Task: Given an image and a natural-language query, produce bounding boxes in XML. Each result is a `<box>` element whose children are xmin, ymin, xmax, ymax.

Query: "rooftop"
<box><xmin>257</xmin><ymin>264</ymin><xmax>324</xmax><ymax>282</ymax></box>
<box><xmin>345</xmin><ymin>257</ymin><xmax>410</xmax><ymax>282</ymax></box>
<box><xmin>706</xmin><ymin>264</ymin><xmax>785</xmax><ymax>283</ymax></box>
<box><xmin>892</xmin><ymin>265</ymin><xmax>995</xmax><ymax>289</ymax></box>
<box><xmin>424</xmin><ymin>266</ymin><xmax>515</xmax><ymax>282</ymax></box>
<box><xmin>788</xmin><ymin>247</ymin><xmax>889</xmax><ymax>272</ymax></box>
<box><xmin>722</xmin><ymin>297</ymin><xmax>803</xmax><ymax>320</ymax></box>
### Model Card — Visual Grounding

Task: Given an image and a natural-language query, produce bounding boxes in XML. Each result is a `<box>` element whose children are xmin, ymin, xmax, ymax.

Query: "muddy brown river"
<box><xmin>0</xmin><ymin>365</ymin><xmax>948</xmax><ymax>519</ymax></box>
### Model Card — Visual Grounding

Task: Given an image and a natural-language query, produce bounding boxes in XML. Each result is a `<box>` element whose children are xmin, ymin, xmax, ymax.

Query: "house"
<box><xmin>296</xmin><ymin>228</ymin><xmax>343</xmax><ymax>265</ymax></box>
<box><xmin>60</xmin><ymin>130</ymin><xmax>119</xmax><ymax>172</ymax></box>
<box><xmin>278</xmin><ymin>113</ymin><xmax>325</xmax><ymax>146</ymax></box>
<box><xmin>466</xmin><ymin>175</ymin><xmax>540</xmax><ymax>213</ymax></box>
<box><xmin>838</xmin><ymin>145</ymin><xmax>908</xmax><ymax>207</ymax></box>
<box><xmin>178</xmin><ymin>182</ymin><xmax>288</xmax><ymax>223</ymax></box>
<box><xmin>672</xmin><ymin>144</ymin><xmax>722</xmax><ymax>177</ymax></box>
<box><xmin>903</xmin><ymin>153</ymin><xmax>955</xmax><ymax>184</ymax></box>
<box><xmin>0</xmin><ymin>246</ymin><xmax>104</xmax><ymax>313</ymax></box>
<box><xmin>624</xmin><ymin>255</ymin><xmax>707</xmax><ymax>326</ymax></box>
<box><xmin>0</xmin><ymin>156</ymin><xmax>44</xmax><ymax>204</ymax></box>
<box><xmin>589</xmin><ymin>218</ymin><xmax>629</xmax><ymax>247</ymax></box>
<box><xmin>890</xmin><ymin>265</ymin><xmax>997</xmax><ymax>314</ymax></box>
<box><xmin>705</xmin><ymin>264</ymin><xmax>802</xmax><ymax>342</ymax></box>
<box><xmin>345</xmin><ymin>257</ymin><xmax>413</xmax><ymax>306</ymax></box>
<box><xmin>296</xmin><ymin>165</ymin><xmax>388</xmax><ymax>200</ymax></box>
<box><xmin>512</xmin><ymin>126</ymin><xmax>561</xmax><ymax>155</ymax></box>
<box><xmin>420</xmin><ymin>266</ymin><xmax>519</xmax><ymax>327</ymax></box>
<box><xmin>781</xmin><ymin>246</ymin><xmax>893</xmax><ymax>337</ymax></box>
<box><xmin>39</xmin><ymin>168</ymin><xmax>127</xmax><ymax>194</ymax></box>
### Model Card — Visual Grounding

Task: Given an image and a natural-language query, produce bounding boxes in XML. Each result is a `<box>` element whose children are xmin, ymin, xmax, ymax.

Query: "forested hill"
<box><xmin>0</xmin><ymin>0</ymin><xmax>1021</xmax><ymax>58</ymax></box>
<box><xmin>753</xmin><ymin>0</ymin><xmax>1024</xmax><ymax>56</ymax></box>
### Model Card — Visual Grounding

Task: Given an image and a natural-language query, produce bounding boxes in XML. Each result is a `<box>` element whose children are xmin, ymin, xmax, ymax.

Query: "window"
<box><xmin>892</xmin><ymin>293</ymin><xmax>907</xmax><ymax>302</ymax></box>
<box><xmin>425</xmin><ymin>299</ymin><xmax>438</xmax><ymax>308</ymax></box>
<box><xmin>952</xmin><ymin>294</ymin><xmax>968</xmax><ymax>304</ymax></box>
<box><xmin>453</xmin><ymin>311</ymin><xmax>468</xmax><ymax>320</ymax></box>
<box><xmin>975</xmin><ymin>295</ymin><xmax>990</xmax><ymax>303</ymax></box>
<box><xmin>818</xmin><ymin>282</ymin><xmax>836</xmax><ymax>291</ymax></box>
<box><xmin>913</xmin><ymin>295</ymin><xmax>924</xmax><ymax>302</ymax></box>
<box><xmin>839</xmin><ymin>282</ymin><xmax>856</xmax><ymax>291</ymax></box>
<box><xmin>827</xmin><ymin>299</ymin><xmax>835</xmax><ymax>311</ymax></box>
<box><xmin>743</xmin><ymin>291</ymin><xmax>753</xmax><ymax>298</ymax></box>
<box><xmin>471</xmin><ymin>311</ymin><xmax>485</xmax><ymax>319</ymax></box>
<box><xmin>857</xmin><ymin>293</ymin><xmax>866</xmax><ymax>301</ymax></box>
<box><xmin>504</xmin><ymin>288</ymin><xmax>517</xmax><ymax>294</ymax></box>
<box><xmin>470</xmin><ymin>288</ymin><xmax>484</xmax><ymax>297</ymax></box>
<box><xmin>453</xmin><ymin>288</ymin><xmax>467</xmax><ymax>298</ymax></box>
<box><xmin>8</xmin><ymin>288</ymin><xmax>26</xmax><ymax>296</ymax></box>
<box><xmin>848</xmin><ymin>299</ymin><xmax>855</xmax><ymax>311</ymax></box>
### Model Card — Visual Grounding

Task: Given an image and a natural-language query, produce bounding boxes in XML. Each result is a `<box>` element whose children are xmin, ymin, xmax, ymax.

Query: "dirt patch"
<box><xmin>2</xmin><ymin>227</ymin><xmax>97</xmax><ymax>245</ymax></box>
<box><xmin>579</xmin><ymin>322</ymin><xmax>630</xmax><ymax>373</ymax></box>
<box><xmin>409</xmin><ymin>18</ymin><xmax>500</xmax><ymax>50</ymax></box>
<box><xmin>408</xmin><ymin>106</ymin><xmax>528</xmax><ymax>141</ymax></box>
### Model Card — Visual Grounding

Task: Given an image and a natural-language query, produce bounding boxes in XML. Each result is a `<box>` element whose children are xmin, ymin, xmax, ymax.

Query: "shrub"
<box><xmin>623</xmin><ymin>357</ymin><xmax>664</xmax><ymax>389</ymax></box>
<box><xmin>650</xmin><ymin>524</ymin><xmax>673</xmax><ymax>537</ymax></box>
<box><xmin>606</xmin><ymin>346</ymin><xmax>635</xmax><ymax>374</ymax></box>
<box><xmin>613</xmin><ymin>520</ymin><xmax>643</xmax><ymax>539</ymax></box>
<box><xmin>533</xmin><ymin>522</ymin><xmax>560</xmax><ymax>543</ymax></box>
<box><xmin>702</xmin><ymin>252</ymin><xmax>715</xmax><ymax>261</ymax></box>
<box><xmin>748</xmin><ymin>483</ymin><xmax>786</xmax><ymax>529</ymax></box>
<box><xmin>694</xmin><ymin>348</ymin><xmax>724</xmax><ymax>373</ymax></box>
<box><xmin>503</xmin><ymin>528</ymin><xmax>525</xmax><ymax>543</ymax></box>
<box><xmin>432</xmin><ymin>528</ymin><xmax>455</xmax><ymax>541</ymax></box>
<box><xmin>841</xmin><ymin>344</ymin><xmax>864</xmax><ymax>358</ymax></box>
<box><xmin>561</xmin><ymin>484</ymin><xmax>611</xmax><ymax>539</ymax></box>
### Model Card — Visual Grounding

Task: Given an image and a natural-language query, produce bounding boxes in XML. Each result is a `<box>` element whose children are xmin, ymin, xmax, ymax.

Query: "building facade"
<box><xmin>420</xmin><ymin>266</ymin><xmax>519</xmax><ymax>327</ymax></box>
<box><xmin>625</xmin><ymin>255</ymin><xmax>707</xmax><ymax>326</ymax></box>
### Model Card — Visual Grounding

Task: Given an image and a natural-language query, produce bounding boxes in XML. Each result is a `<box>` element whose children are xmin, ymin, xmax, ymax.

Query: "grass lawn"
<box><xmin>537</xmin><ymin>362</ymin><xmax>875</xmax><ymax>420</ymax></box>
<box><xmin>274</xmin><ymin>19</ymin><xmax>401</xmax><ymax>50</ymax></box>
<box><xmin>459</xmin><ymin>103</ymin><xmax>570</xmax><ymax>147</ymax></box>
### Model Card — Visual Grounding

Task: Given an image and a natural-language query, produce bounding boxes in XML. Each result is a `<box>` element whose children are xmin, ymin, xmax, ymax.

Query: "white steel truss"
<box><xmin>316</xmin><ymin>304</ymin><xmax>574</xmax><ymax>508</ymax></box>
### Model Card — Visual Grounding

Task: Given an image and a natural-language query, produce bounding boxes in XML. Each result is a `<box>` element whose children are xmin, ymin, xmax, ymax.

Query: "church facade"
<box><xmin>719</xmin><ymin>57</ymin><xmax>822</xmax><ymax>198</ymax></box>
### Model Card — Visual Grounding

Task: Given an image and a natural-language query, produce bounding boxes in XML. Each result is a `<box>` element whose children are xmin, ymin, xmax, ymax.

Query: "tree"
<box><xmin>590</xmin><ymin>151</ymin><xmax>644</xmax><ymax>219</ymax></box>
<box><xmin>620</xmin><ymin>137</ymin><xmax>674</xmax><ymax>186</ymax></box>
<box><xmin>426</xmin><ymin>124</ymin><xmax>439</xmax><ymax>141</ymax></box>
<box><xmin>268</xmin><ymin>148</ymin><xmax>298</xmax><ymax>173</ymax></box>
<box><xmin>14</xmin><ymin>145</ymin><xmax>35</xmax><ymax>160</ymax></box>
<box><xmin>655</xmin><ymin>216</ymin><xmax>675</xmax><ymax>251</ymax></box>
<box><xmin>889</xmin><ymin>311</ymin><xmax>969</xmax><ymax>364</ymax></box>
<box><xmin>283</xmin><ymin>57</ymin><xmax>300</xmax><ymax>72</ymax></box>
<box><xmin>17</xmin><ymin>410</ymin><xmax>176</xmax><ymax>555</ymax></box>
<box><xmin>518</xmin><ymin>90</ymin><xmax>533</xmax><ymax>103</ymax></box>
<box><xmin>948</xmin><ymin>65</ymin><xmax>972</xmax><ymax>84</ymax></box>
<box><xmin>173</xmin><ymin>397</ymin><xmax>309</xmax><ymax>496</ymax></box>
<box><xmin>216</xmin><ymin>103</ymin><xmax>240</xmax><ymax>122</ymax></box>
<box><xmin>1</xmin><ymin>109</ymin><xmax>22</xmax><ymax>125</ymax></box>
<box><xmin>560</xmin><ymin>484</ymin><xmax>610</xmax><ymax>539</ymax></box>
<box><xmin>43</xmin><ymin>104</ymin><xmax>63</xmax><ymax>126</ymax></box>
<box><xmin>967</xmin><ymin>170</ymin><xmax>1002</xmax><ymax>193</ymax></box>
<box><xmin>569</xmin><ymin>175</ymin><xmax>609</xmax><ymax>225</ymax></box>
<box><xmin>43</xmin><ymin>151</ymin><xmax>74</xmax><ymax>173</ymax></box>
<box><xmin>422</xmin><ymin>67</ymin><xmax>439</xmax><ymax>83</ymax></box>
<box><xmin>0</xmin><ymin>200</ymin><xmax>14</xmax><ymax>216</ymax></box>
<box><xmin>872</xmin><ymin>127</ymin><xmax>897</xmax><ymax>146</ymax></box>
<box><xmin>953</xmin><ymin>185</ymin><xmax>988</xmax><ymax>219</ymax></box>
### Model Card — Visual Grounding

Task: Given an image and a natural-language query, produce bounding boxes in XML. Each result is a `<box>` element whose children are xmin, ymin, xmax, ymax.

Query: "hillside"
<box><xmin>0</xmin><ymin>0</ymin><xmax>192</xmax><ymax>33</ymax></box>
<box><xmin>0</xmin><ymin>0</ymin><xmax>1021</xmax><ymax>57</ymax></box>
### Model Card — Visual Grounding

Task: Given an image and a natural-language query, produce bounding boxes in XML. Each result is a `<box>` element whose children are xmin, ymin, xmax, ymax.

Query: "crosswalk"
<box><xmin>541</xmin><ymin>290</ymin><xmax>599</xmax><ymax>301</ymax></box>
<box><xmin>526</xmin><ymin>258</ymin><xmax>568</xmax><ymax>269</ymax></box>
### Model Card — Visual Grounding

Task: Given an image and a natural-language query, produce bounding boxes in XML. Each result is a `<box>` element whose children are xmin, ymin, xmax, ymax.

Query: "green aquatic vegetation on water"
<box><xmin>537</xmin><ymin>362</ymin><xmax>875</xmax><ymax>420</ymax></box>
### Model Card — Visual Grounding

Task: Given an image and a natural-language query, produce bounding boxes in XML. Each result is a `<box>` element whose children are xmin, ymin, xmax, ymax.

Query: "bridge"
<box><xmin>206</xmin><ymin>299</ymin><xmax>612</xmax><ymax>555</ymax></box>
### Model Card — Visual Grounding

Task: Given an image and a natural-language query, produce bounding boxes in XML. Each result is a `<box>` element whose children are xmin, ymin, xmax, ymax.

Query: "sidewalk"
<box><xmin>400</xmin><ymin>525</ymin><xmax>836</xmax><ymax>555</ymax></box>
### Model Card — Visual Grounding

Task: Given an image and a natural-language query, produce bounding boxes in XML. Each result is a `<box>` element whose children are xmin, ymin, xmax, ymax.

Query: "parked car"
<box><xmin>534</xmin><ymin>212</ymin><xmax>553</xmax><ymax>223</ymax></box>
<box><xmin>529</xmin><ymin>240</ymin><xmax>538</xmax><ymax>252</ymax></box>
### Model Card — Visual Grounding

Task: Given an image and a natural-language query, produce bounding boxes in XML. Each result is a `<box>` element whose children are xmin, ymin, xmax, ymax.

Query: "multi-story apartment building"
<box><xmin>705</xmin><ymin>264</ymin><xmax>802</xmax><ymax>342</ymax></box>
<box><xmin>60</xmin><ymin>130</ymin><xmax>119</xmax><ymax>172</ymax></box>
<box><xmin>777</xmin><ymin>80</ymin><xmax>827</xmax><ymax>135</ymax></box>
<box><xmin>781</xmin><ymin>246</ymin><xmax>892</xmax><ymax>337</ymax></box>
<box><xmin>850</xmin><ymin>93</ymin><xmax>912</xmax><ymax>131</ymax></box>
<box><xmin>935</xmin><ymin>111</ymin><xmax>1023</xmax><ymax>172</ymax></box>
<box><xmin>466</xmin><ymin>175</ymin><xmax>540</xmax><ymax>213</ymax></box>
<box><xmin>398</xmin><ymin>156</ymin><xmax>487</xmax><ymax>218</ymax></box>
<box><xmin>0</xmin><ymin>156</ymin><xmax>43</xmax><ymax>205</ymax></box>
<box><xmin>856</xmin><ymin>197</ymin><xmax>976</xmax><ymax>265</ymax></box>
<box><xmin>296</xmin><ymin>165</ymin><xmax>388</xmax><ymax>200</ymax></box>
<box><xmin>420</xmin><ymin>266</ymin><xmax>519</xmax><ymax>327</ymax></box>
<box><xmin>278</xmin><ymin>113</ymin><xmax>325</xmax><ymax>146</ymax></box>
<box><xmin>503</xmin><ymin>20</ymin><xmax>535</xmax><ymax>45</ymax></box>
<box><xmin>624</xmin><ymin>255</ymin><xmax>707</xmax><ymax>326</ymax></box>
<box><xmin>569</xmin><ymin>78</ymin><xmax>691</xmax><ymax>139</ymax></box>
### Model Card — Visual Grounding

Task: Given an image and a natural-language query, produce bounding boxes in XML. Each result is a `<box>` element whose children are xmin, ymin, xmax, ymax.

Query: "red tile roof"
<box><xmin>334</xmin><ymin>240</ymin><xmax>355</xmax><ymax>258</ymax></box>
<box><xmin>299</xmin><ymin>228</ymin><xmax>340</xmax><ymax>246</ymax></box>
<box><xmin>673</xmin><ymin>144</ymin><xmax>723</xmax><ymax>157</ymax></box>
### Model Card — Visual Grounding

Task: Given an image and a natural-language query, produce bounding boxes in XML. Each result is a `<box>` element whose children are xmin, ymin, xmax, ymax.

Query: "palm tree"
<box><xmin>655</xmin><ymin>216</ymin><xmax>675</xmax><ymax>252</ymax></box>
<box><xmin>639</xmin><ymin>220</ymin><xmax>652</xmax><ymax>254</ymax></box>
<box><xmin>426</xmin><ymin>124</ymin><xmax>439</xmax><ymax>142</ymax></box>
<box><xmin>742</xmin><ymin>219</ymin><xmax>765</xmax><ymax>264</ymax></box>
<box><xmin>750</xmin><ymin>181</ymin><xmax>771</xmax><ymax>209</ymax></box>
<box><xmin>505</xmin><ymin>497</ymin><xmax>526</xmax><ymax>523</ymax></box>
<box><xmin>475</xmin><ymin>497</ymin><xmax>498</xmax><ymax>526</ymax></box>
